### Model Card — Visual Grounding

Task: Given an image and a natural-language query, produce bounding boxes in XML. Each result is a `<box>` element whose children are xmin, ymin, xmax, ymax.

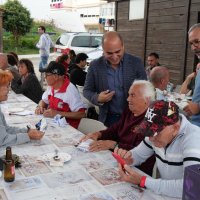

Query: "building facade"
<box><xmin>108</xmin><ymin>0</ymin><xmax>200</xmax><ymax>85</ymax></box>
<box><xmin>50</xmin><ymin>0</ymin><xmax>115</xmax><ymax>33</ymax></box>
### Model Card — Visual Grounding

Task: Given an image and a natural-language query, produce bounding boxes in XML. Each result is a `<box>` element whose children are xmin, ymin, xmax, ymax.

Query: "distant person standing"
<box><xmin>184</xmin><ymin>23</ymin><xmax>200</xmax><ymax>127</ymax></box>
<box><xmin>36</xmin><ymin>26</ymin><xmax>54</xmax><ymax>82</ymax></box>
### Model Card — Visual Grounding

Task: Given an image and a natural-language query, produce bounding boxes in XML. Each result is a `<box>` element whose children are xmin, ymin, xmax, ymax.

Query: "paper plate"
<box><xmin>8</xmin><ymin>108</ymin><xmax>24</xmax><ymax>113</ymax></box>
<box><xmin>41</xmin><ymin>152</ymin><xmax>71</xmax><ymax>163</ymax></box>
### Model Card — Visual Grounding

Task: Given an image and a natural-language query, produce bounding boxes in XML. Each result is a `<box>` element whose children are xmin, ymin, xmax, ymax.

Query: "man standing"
<box><xmin>36</xmin><ymin>26</ymin><xmax>54</xmax><ymax>83</ymax></box>
<box><xmin>184</xmin><ymin>23</ymin><xmax>200</xmax><ymax>127</ymax></box>
<box><xmin>146</xmin><ymin>52</ymin><xmax>160</xmax><ymax>79</ymax></box>
<box><xmin>83</xmin><ymin>31</ymin><xmax>146</xmax><ymax>127</ymax></box>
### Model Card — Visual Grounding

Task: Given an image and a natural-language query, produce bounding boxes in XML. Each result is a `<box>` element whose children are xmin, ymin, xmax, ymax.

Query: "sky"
<box><xmin>19</xmin><ymin>0</ymin><xmax>51</xmax><ymax>20</ymax></box>
<box><xmin>0</xmin><ymin>0</ymin><xmax>52</xmax><ymax>20</ymax></box>
<box><xmin>0</xmin><ymin>0</ymin><xmax>86</xmax><ymax>31</ymax></box>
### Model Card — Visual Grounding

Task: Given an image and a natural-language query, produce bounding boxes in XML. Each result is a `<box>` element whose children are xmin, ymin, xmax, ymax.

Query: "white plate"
<box><xmin>41</xmin><ymin>152</ymin><xmax>71</xmax><ymax>162</ymax></box>
<box><xmin>8</xmin><ymin>107</ymin><xmax>24</xmax><ymax>113</ymax></box>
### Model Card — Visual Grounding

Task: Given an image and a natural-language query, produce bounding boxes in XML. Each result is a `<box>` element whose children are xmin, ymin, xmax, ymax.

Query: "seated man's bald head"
<box><xmin>150</xmin><ymin>66</ymin><xmax>169</xmax><ymax>91</ymax></box>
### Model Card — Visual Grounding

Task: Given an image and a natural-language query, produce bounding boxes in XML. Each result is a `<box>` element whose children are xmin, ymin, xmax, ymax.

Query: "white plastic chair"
<box><xmin>76</xmin><ymin>85</ymin><xmax>99</xmax><ymax>114</ymax></box>
<box><xmin>78</xmin><ymin>118</ymin><xmax>107</xmax><ymax>135</ymax></box>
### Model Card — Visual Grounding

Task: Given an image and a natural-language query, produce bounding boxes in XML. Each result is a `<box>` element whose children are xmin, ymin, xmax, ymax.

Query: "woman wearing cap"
<box><xmin>0</xmin><ymin>70</ymin><xmax>44</xmax><ymax>146</ymax></box>
<box><xmin>114</xmin><ymin>100</ymin><xmax>200</xmax><ymax>198</ymax></box>
<box><xmin>11</xmin><ymin>59</ymin><xmax>43</xmax><ymax>104</ymax></box>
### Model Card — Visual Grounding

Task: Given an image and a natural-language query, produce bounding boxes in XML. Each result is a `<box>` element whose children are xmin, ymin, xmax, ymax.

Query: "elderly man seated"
<box><xmin>35</xmin><ymin>61</ymin><xmax>86</xmax><ymax>129</ymax></box>
<box><xmin>115</xmin><ymin>100</ymin><xmax>200</xmax><ymax>198</ymax></box>
<box><xmin>150</xmin><ymin>66</ymin><xmax>170</xmax><ymax>100</ymax></box>
<box><xmin>80</xmin><ymin>80</ymin><xmax>155</xmax><ymax>175</ymax></box>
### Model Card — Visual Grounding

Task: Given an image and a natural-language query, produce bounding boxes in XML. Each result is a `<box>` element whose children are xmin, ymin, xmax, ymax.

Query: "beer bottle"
<box><xmin>4</xmin><ymin>146</ymin><xmax>15</xmax><ymax>182</ymax></box>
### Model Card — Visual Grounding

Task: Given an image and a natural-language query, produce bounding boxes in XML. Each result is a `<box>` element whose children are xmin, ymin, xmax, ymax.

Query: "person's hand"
<box><xmin>43</xmin><ymin>109</ymin><xmax>58</xmax><ymax>118</ymax></box>
<box><xmin>79</xmin><ymin>132</ymin><xmax>101</xmax><ymax>143</ymax></box>
<box><xmin>183</xmin><ymin>101</ymin><xmax>200</xmax><ymax>116</ymax></box>
<box><xmin>187</xmin><ymin>72</ymin><xmax>196</xmax><ymax>81</ymax></box>
<box><xmin>97</xmin><ymin>90</ymin><xmax>115</xmax><ymax>103</ymax></box>
<box><xmin>35</xmin><ymin>106</ymin><xmax>46</xmax><ymax>115</ymax></box>
<box><xmin>114</xmin><ymin>147</ymin><xmax>134</xmax><ymax>165</ymax></box>
<box><xmin>119</xmin><ymin>164</ymin><xmax>142</xmax><ymax>185</ymax></box>
<box><xmin>28</xmin><ymin>129</ymin><xmax>44</xmax><ymax>140</ymax></box>
<box><xmin>89</xmin><ymin>140</ymin><xmax>116</xmax><ymax>152</ymax></box>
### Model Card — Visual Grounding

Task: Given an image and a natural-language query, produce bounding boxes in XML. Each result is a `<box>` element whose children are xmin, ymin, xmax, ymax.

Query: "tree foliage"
<box><xmin>2</xmin><ymin>0</ymin><xmax>33</xmax><ymax>45</ymax></box>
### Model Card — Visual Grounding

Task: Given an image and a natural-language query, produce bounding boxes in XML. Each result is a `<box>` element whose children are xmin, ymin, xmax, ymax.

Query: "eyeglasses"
<box><xmin>45</xmin><ymin>73</ymin><xmax>53</xmax><ymax>77</ymax></box>
<box><xmin>189</xmin><ymin>40</ymin><xmax>200</xmax><ymax>47</ymax></box>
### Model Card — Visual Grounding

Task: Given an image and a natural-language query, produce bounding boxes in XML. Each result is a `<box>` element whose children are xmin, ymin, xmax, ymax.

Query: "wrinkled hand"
<box><xmin>97</xmin><ymin>90</ymin><xmax>115</xmax><ymax>103</ymax></box>
<box><xmin>79</xmin><ymin>132</ymin><xmax>101</xmax><ymax>143</ymax></box>
<box><xmin>119</xmin><ymin>164</ymin><xmax>142</xmax><ymax>185</ymax></box>
<box><xmin>28</xmin><ymin>129</ymin><xmax>44</xmax><ymax>140</ymax></box>
<box><xmin>89</xmin><ymin>140</ymin><xmax>116</xmax><ymax>152</ymax></box>
<box><xmin>35</xmin><ymin>106</ymin><xmax>46</xmax><ymax>115</ymax></box>
<box><xmin>114</xmin><ymin>147</ymin><xmax>134</xmax><ymax>165</ymax></box>
<box><xmin>43</xmin><ymin>109</ymin><xmax>58</xmax><ymax>118</ymax></box>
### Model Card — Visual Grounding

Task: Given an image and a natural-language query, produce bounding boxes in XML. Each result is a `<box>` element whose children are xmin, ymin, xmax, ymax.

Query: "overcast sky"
<box><xmin>19</xmin><ymin>0</ymin><xmax>51</xmax><ymax>20</ymax></box>
<box><xmin>0</xmin><ymin>0</ymin><xmax>51</xmax><ymax>20</ymax></box>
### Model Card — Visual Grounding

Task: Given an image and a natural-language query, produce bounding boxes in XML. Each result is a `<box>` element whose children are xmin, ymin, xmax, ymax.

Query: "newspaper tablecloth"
<box><xmin>0</xmin><ymin>91</ymin><xmax>181</xmax><ymax>200</ymax></box>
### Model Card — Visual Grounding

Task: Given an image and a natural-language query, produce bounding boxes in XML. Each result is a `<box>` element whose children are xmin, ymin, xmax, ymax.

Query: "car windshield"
<box><xmin>56</xmin><ymin>34</ymin><xmax>71</xmax><ymax>46</ymax></box>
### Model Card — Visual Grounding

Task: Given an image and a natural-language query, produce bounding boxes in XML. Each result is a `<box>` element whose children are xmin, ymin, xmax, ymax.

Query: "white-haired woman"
<box><xmin>80</xmin><ymin>80</ymin><xmax>155</xmax><ymax>176</ymax></box>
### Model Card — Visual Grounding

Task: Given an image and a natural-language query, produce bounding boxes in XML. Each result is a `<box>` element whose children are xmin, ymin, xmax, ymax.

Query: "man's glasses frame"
<box><xmin>189</xmin><ymin>39</ymin><xmax>200</xmax><ymax>47</ymax></box>
<box><xmin>44</xmin><ymin>73</ymin><xmax>54</xmax><ymax>77</ymax></box>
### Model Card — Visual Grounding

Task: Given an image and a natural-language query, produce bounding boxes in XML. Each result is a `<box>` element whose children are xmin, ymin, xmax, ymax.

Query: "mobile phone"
<box><xmin>35</xmin><ymin>119</ymin><xmax>42</xmax><ymax>130</ymax></box>
<box><xmin>112</xmin><ymin>152</ymin><xmax>126</xmax><ymax>169</ymax></box>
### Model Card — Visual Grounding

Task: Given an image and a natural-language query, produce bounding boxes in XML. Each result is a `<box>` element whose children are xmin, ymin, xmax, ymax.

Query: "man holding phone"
<box><xmin>83</xmin><ymin>31</ymin><xmax>146</xmax><ymax>127</ymax></box>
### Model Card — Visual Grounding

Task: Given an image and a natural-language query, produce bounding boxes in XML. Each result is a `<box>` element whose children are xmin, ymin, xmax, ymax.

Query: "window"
<box><xmin>56</xmin><ymin>34</ymin><xmax>70</xmax><ymax>46</ymax></box>
<box><xmin>91</xmin><ymin>36</ymin><xmax>102</xmax><ymax>48</ymax></box>
<box><xmin>71</xmin><ymin>36</ymin><xmax>90</xmax><ymax>47</ymax></box>
<box><xmin>129</xmin><ymin>0</ymin><xmax>145</xmax><ymax>20</ymax></box>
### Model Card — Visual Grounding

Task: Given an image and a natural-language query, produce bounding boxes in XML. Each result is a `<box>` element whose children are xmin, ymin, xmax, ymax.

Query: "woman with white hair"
<box><xmin>80</xmin><ymin>80</ymin><xmax>155</xmax><ymax>175</ymax></box>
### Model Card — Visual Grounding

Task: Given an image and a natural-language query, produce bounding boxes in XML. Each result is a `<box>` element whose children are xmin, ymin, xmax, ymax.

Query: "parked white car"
<box><xmin>54</xmin><ymin>32</ymin><xmax>103</xmax><ymax>56</ymax></box>
<box><xmin>86</xmin><ymin>46</ymin><xmax>103</xmax><ymax>68</ymax></box>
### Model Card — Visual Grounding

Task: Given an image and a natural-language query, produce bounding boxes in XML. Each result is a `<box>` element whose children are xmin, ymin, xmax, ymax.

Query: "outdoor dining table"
<box><xmin>0</xmin><ymin>91</ymin><xmax>181</xmax><ymax>200</ymax></box>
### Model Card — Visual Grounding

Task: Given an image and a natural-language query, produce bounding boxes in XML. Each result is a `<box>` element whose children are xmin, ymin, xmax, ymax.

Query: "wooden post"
<box><xmin>0</xmin><ymin>9</ymin><xmax>4</xmax><ymax>53</ymax></box>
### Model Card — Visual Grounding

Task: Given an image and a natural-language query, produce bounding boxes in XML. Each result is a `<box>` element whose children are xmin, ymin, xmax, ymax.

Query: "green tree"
<box><xmin>2</xmin><ymin>0</ymin><xmax>33</xmax><ymax>46</ymax></box>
